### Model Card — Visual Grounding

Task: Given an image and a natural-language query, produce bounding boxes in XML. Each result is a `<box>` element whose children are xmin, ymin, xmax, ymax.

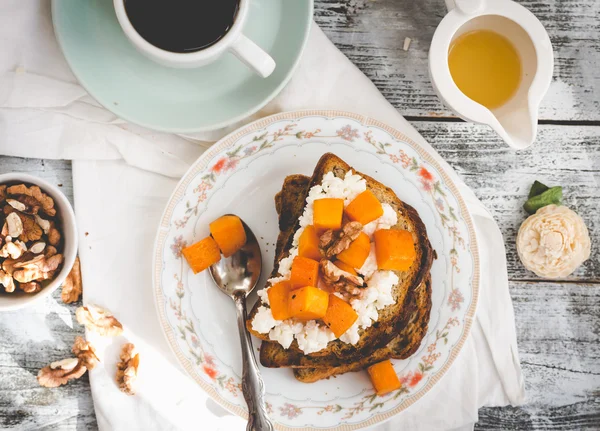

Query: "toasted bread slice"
<box><xmin>274</xmin><ymin>175</ymin><xmax>311</xmax><ymax>258</ymax></box>
<box><xmin>291</xmin><ymin>275</ymin><xmax>432</xmax><ymax>382</ymax></box>
<box><xmin>259</xmin><ymin>274</ymin><xmax>431</xmax><ymax>372</ymax></box>
<box><xmin>247</xmin><ymin>153</ymin><xmax>434</xmax><ymax>364</ymax></box>
<box><xmin>263</xmin><ymin>175</ymin><xmax>431</xmax><ymax>372</ymax></box>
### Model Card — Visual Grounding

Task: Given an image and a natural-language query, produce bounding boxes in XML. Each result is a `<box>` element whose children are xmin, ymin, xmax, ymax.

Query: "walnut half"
<box><xmin>319</xmin><ymin>221</ymin><xmax>363</xmax><ymax>258</ymax></box>
<box><xmin>37</xmin><ymin>358</ymin><xmax>86</xmax><ymax>388</ymax></box>
<box><xmin>320</xmin><ymin>259</ymin><xmax>365</xmax><ymax>298</ymax></box>
<box><xmin>62</xmin><ymin>257</ymin><xmax>82</xmax><ymax>304</ymax></box>
<box><xmin>72</xmin><ymin>336</ymin><xmax>99</xmax><ymax>370</ymax></box>
<box><xmin>76</xmin><ymin>304</ymin><xmax>123</xmax><ymax>337</ymax></box>
<box><xmin>116</xmin><ymin>343</ymin><xmax>139</xmax><ymax>395</ymax></box>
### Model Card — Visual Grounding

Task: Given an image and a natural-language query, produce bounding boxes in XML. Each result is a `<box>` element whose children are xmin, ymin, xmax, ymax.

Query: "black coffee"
<box><xmin>124</xmin><ymin>0</ymin><xmax>240</xmax><ymax>53</ymax></box>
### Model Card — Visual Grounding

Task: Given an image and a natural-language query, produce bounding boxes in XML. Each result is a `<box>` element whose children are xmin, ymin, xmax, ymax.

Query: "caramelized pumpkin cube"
<box><xmin>313</xmin><ymin>198</ymin><xmax>344</xmax><ymax>231</ymax></box>
<box><xmin>209</xmin><ymin>215</ymin><xmax>247</xmax><ymax>258</ymax></box>
<box><xmin>289</xmin><ymin>256</ymin><xmax>320</xmax><ymax>289</ymax></box>
<box><xmin>374</xmin><ymin>229</ymin><xmax>416</xmax><ymax>271</ymax></box>
<box><xmin>367</xmin><ymin>360</ymin><xmax>402</xmax><ymax>395</ymax></box>
<box><xmin>336</xmin><ymin>232</ymin><xmax>371</xmax><ymax>268</ymax></box>
<box><xmin>323</xmin><ymin>294</ymin><xmax>358</xmax><ymax>337</ymax></box>
<box><xmin>288</xmin><ymin>286</ymin><xmax>329</xmax><ymax>320</ymax></box>
<box><xmin>182</xmin><ymin>236</ymin><xmax>221</xmax><ymax>274</ymax></box>
<box><xmin>267</xmin><ymin>281</ymin><xmax>293</xmax><ymax>321</ymax></box>
<box><xmin>298</xmin><ymin>225</ymin><xmax>322</xmax><ymax>261</ymax></box>
<box><xmin>345</xmin><ymin>190</ymin><xmax>384</xmax><ymax>225</ymax></box>
<box><xmin>334</xmin><ymin>260</ymin><xmax>358</xmax><ymax>276</ymax></box>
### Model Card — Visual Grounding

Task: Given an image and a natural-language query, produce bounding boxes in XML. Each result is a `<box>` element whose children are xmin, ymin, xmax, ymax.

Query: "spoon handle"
<box><xmin>234</xmin><ymin>294</ymin><xmax>274</xmax><ymax>431</ymax></box>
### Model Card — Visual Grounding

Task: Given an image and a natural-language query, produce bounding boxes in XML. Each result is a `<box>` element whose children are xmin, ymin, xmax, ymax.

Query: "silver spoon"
<box><xmin>209</xmin><ymin>216</ymin><xmax>273</xmax><ymax>431</ymax></box>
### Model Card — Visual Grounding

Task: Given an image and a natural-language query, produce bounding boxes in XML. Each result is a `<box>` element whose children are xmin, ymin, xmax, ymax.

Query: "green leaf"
<box><xmin>369</xmin><ymin>403</ymin><xmax>384</xmax><ymax>411</ymax></box>
<box><xmin>445</xmin><ymin>337</ymin><xmax>448</xmax><ymax>344</ymax></box>
<box><xmin>528</xmin><ymin>180</ymin><xmax>549</xmax><ymax>198</ymax></box>
<box><xmin>449</xmin><ymin>207</ymin><xmax>458</xmax><ymax>221</ymax></box>
<box><xmin>419</xmin><ymin>363</ymin><xmax>425</xmax><ymax>372</ymax></box>
<box><xmin>523</xmin><ymin>186</ymin><xmax>562</xmax><ymax>214</ymax></box>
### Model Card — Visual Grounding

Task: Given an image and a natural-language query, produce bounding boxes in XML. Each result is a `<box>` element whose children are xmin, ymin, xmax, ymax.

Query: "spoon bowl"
<box><xmin>208</xmin><ymin>216</ymin><xmax>273</xmax><ymax>431</ymax></box>
<box><xmin>209</xmin><ymin>218</ymin><xmax>262</xmax><ymax>299</ymax></box>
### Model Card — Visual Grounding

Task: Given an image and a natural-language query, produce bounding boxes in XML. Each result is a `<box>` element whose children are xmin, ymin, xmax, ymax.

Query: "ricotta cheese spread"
<box><xmin>251</xmin><ymin>170</ymin><xmax>399</xmax><ymax>354</ymax></box>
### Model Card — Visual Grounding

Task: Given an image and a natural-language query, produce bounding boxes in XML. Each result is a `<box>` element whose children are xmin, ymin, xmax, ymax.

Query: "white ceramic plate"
<box><xmin>153</xmin><ymin>111</ymin><xmax>480</xmax><ymax>430</ymax></box>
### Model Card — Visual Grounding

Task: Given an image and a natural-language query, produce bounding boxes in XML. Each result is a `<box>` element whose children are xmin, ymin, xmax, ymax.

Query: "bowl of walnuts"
<box><xmin>0</xmin><ymin>173</ymin><xmax>78</xmax><ymax>311</ymax></box>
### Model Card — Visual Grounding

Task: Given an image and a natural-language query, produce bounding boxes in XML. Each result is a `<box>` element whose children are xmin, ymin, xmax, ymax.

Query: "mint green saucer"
<box><xmin>52</xmin><ymin>0</ymin><xmax>312</xmax><ymax>133</ymax></box>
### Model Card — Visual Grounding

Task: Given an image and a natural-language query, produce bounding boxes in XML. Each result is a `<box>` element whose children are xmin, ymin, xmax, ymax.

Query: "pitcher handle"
<box><xmin>444</xmin><ymin>0</ymin><xmax>484</xmax><ymax>14</ymax></box>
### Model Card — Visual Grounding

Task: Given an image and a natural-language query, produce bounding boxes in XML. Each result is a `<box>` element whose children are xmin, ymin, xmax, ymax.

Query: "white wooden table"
<box><xmin>1</xmin><ymin>0</ymin><xmax>599</xmax><ymax>429</ymax></box>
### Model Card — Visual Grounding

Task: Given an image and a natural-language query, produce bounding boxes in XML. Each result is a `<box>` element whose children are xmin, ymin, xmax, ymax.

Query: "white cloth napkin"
<box><xmin>0</xmin><ymin>2</ymin><xmax>524</xmax><ymax>430</ymax></box>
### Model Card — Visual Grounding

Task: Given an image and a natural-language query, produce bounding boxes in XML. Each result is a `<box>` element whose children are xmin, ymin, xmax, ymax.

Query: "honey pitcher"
<box><xmin>429</xmin><ymin>0</ymin><xmax>554</xmax><ymax>149</ymax></box>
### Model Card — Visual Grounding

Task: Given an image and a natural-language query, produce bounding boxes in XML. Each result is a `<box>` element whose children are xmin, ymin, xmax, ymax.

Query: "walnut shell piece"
<box><xmin>76</xmin><ymin>304</ymin><xmax>124</xmax><ymax>337</ymax></box>
<box><xmin>37</xmin><ymin>358</ymin><xmax>87</xmax><ymax>388</ymax></box>
<box><xmin>62</xmin><ymin>257</ymin><xmax>82</xmax><ymax>304</ymax></box>
<box><xmin>116</xmin><ymin>343</ymin><xmax>139</xmax><ymax>395</ymax></box>
<box><xmin>72</xmin><ymin>336</ymin><xmax>99</xmax><ymax>370</ymax></box>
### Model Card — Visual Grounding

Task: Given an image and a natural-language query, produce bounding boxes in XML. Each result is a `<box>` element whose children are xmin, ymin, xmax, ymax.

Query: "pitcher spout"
<box><xmin>490</xmin><ymin>97</ymin><xmax>539</xmax><ymax>150</ymax></box>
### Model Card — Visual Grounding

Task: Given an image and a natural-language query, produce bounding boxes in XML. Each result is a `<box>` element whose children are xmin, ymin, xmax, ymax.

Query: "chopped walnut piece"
<box><xmin>13</xmin><ymin>254</ymin><xmax>63</xmax><ymax>283</ymax></box>
<box><xmin>37</xmin><ymin>358</ymin><xmax>87</xmax><ymax>388</ymax></box>
<box><xmin>17</xmin><ymin>212</ymin><xmax>43</xmax><ymax>242</ymax></box>
<box><xmin>48</xmin><ymin>224</ymin><xmax>61</xmax><ymax>246</ymax></box>
<box><xmin>45</xmin><ymin>246</ymin><xmax>58</xmax><ymax>258</ymax></box>
<box><xmin>0</xmin><ymin>185</ymin><xmax>6</xmax><ymax>201</ymax></box>
<box><xmin>20</xmin><ymin>281</ymin><xmax>41</xmax><ymax>293</ymax></box>
<box><xmin>7</xmin><ymin>184</ymin><xmax>56</xmax><ymax>216</ymax></box>
<box><xmin>72</xmin><ymin>336</ymin><xmax>99</xmax><ymax>370</ymax></box>
<box><xmin>0</xmin><ymin>270</ymin><xmax>15</xmax><ymax>293</ymax></box>
<box><xmin>6</xmin><ymin>199</ymin><xmax>27</xmax><ymax>212</ymax></box>
<box><xmin>29</xmin><ymin>242</ymin><xmax>46</xmax><ymax>254</ymax></box>
<box><xmin>12</xmin><ymin>194</ymin><xmax>44</xmax><ymax>215</ymax></box>
<box><xmin>3</xmin><ymin>257</ymin><xmax>20</xmax><ymax>276</ymax></box>
<box><xmin>62</xmin><ymin>257</ymin><xmax>82</xmax><ymax>304</ymax></box>
<box><xmin>320</xmin><ymin>259</ymin><xmax>365</xmax><ymax>297</ymax></box>
<box><xmin>34</xmin><ymin>215</ymin><xmax>51</xmax><ymax>235</ymax></box>
<box><xmin>116</xmin><ymin>343</ymin><xmax>139</xmax><ymax>395</ymax></box>
<box><xmin>319</xmin><ymin>221</ymin><xmax>363</xmax><ymax>258</ymax></box>
<box><xmin>6</xmin><ymin>212</ymin><xmax>23</xmax><ymax>238</ymax></box>
<box><xmin>76</xmin><ymin>304</ymin><xmax>124</xmax><ymax>337</ymax></box>
<box><xmin>0</xmin><ymin>240</ymin><xmax>26</xmax><ymax>259</ymax></box>
<box><xmin>1</xmin><ymin>222</ymin><xmax>8</xmax><ymax>237</ymax></box>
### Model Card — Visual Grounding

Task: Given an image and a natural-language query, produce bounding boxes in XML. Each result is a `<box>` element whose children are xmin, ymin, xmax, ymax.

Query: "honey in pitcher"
<box><xmin>448</xmin><ymin>30</ymin><xmax>522</xmax><ymax>110</ymax></box>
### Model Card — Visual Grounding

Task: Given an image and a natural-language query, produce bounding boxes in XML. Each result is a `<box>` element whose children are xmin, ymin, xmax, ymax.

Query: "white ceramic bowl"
<box><xmin>0</xmin><ymin>173</ymin><xmax>78</xmax><ymax>311</ymax></box>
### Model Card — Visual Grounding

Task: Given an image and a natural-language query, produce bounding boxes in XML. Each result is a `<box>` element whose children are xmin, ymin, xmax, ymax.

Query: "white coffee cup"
<box><xmin>113</xmin><ymin>0</ymin><xmax>276</xmax><ymax>78</ymax></box>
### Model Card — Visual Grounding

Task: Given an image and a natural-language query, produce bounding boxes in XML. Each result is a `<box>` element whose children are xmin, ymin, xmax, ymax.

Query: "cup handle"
<box><xmin>445</xmin><ymin>0</ymin><xmax>484</xmax><ymax>14</ymax></box>
<box><xmin>230</xmin><ymin>34</ymin><xmax>276</xmax><ymax>78</ymax></box>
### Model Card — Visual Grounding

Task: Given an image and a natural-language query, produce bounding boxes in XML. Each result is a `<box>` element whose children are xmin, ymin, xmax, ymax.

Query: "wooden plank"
<box><xmin>477</xmin><ymin>281</ymin><xmax>600</xmax><ymax>430</ymax></box>
<box><xmin>414</xmin><ymin>122</ymin><xmax>600</xmax><ymax>282</ymax></box>
<box><xmin>314</xmin><ymin>0</ymin><xmax>600</xmax><ymax>122</ymax></box>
